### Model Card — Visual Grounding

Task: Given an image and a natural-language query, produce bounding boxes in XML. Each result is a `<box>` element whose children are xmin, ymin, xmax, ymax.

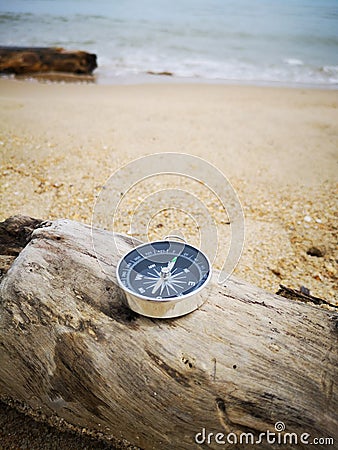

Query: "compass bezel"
<box><xmin>116</xmin><ymin>240</ymin><xmax>212</xmax><ymax>303</ymax></box>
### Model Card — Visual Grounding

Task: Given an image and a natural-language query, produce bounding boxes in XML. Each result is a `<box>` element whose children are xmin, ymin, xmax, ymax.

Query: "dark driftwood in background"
<box><xmin>0</xmin><ymin>46</ymin><xmax>97</xmax><ymax>77</ymax></box>
<box><xmin>0</xmin><ymin>216</ymin><xmax>337</xmax><ymax>450</ymax></box>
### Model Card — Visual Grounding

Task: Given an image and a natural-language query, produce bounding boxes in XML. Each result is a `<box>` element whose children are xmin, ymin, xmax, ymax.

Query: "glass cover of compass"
<box><xmin>116</xmin><ymin>240</ymin><xmax>211</xmax><ymax>318</ymax></box>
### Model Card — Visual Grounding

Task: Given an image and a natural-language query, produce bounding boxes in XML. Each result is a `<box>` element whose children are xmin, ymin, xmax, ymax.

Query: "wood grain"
<box><xmin>0</xmin><ymin>217</ymin><xmax>337</xmax><ymax>449</ymax></box>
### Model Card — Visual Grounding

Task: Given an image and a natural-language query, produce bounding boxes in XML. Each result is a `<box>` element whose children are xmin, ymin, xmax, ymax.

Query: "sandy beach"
<box><xmin>0</xmin><ymin>78</ymin><xmax>337</xmax><ymax>447</ymax></box>
<box><xmin>1</xmin><ymin>79</ymin><xmax>337</xmax><ymax>299</ymax></box>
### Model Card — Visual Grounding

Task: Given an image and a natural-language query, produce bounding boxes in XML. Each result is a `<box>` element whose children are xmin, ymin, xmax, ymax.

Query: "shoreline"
<box><xmin>97</xmin><ymin>73</ymin><xmax>338</xmax><ymax>91</ymax></box>
<box><xmin>1</xmin><ymin>73</ymin><xmax>338</xmax><ymax>90</ymax></box>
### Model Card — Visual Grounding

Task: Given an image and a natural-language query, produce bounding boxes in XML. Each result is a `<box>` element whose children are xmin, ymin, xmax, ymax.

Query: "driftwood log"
<box><xmin>0</xmin><ymin>46</ymin><xmax>97</xmax><ymax>77</ymax></box>
<box><xmin>0</xmin><ymin>216</ymin><xmax>337</xmax><ymax>449</ymax></box>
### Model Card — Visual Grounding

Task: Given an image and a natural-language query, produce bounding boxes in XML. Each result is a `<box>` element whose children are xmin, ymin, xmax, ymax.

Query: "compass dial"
<box><xmin>117</xmin><ymin>240</ymin><xmax>210</xmax><ymax>301</ymax></box>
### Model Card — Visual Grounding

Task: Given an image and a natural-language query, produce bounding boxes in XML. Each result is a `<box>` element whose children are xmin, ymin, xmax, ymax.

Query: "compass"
<box><xmin>116</xmin><ymin>239</ymin><xmax>212</xmax><ymax>318</ymax></box>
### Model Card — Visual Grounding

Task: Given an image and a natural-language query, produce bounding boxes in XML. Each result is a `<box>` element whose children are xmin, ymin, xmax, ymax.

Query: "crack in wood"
<box><xmin>146</xmin><ymin>350</ymin><xmax>190</xmax><ymax>388</ymax></box>
<box><xmin>218</xmin><ymin>291</ymin><xmax>277</xmax><ymax>309</ymax></box>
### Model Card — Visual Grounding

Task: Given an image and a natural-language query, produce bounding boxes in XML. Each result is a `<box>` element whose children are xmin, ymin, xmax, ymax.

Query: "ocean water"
<box><xmin>0</xmin><ymin>0</ymin><xmax>337</xmax><ymax>87</ymax></box>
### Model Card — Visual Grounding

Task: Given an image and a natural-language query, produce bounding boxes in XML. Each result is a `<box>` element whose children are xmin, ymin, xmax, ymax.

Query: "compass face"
<box><xmin>117</xmin><ymin>240</ymin><xmax>211</xmax><ymax>301</ymax></box>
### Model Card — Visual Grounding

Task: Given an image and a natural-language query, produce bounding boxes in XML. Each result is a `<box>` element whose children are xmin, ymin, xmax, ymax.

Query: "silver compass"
<box><xmin>116</xmin><ymin>239</ymin><xmax>211</xmax><ymax>318</ymax></box>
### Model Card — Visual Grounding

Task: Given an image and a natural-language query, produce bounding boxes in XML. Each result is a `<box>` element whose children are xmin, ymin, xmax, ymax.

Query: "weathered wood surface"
<box><xmin>0</xmin><ymin>46</ymin><xmax>97</xmax><ymax>76</ymax></box>
<box><xmin>0</xmin><ymin>216</ymin><xmax>337</xmax><ymax>450</ymax></box>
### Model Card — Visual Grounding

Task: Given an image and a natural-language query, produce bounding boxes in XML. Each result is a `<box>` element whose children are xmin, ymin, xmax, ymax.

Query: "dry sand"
<box><xmin>1</xmin><ymin>79</ymin><xmax>337</xmax><ymax>299</ymax></box>
<box><xmin>0</xmin><ymin>78</ymin><xmax>337</xmax><ymax>447</ymax></box>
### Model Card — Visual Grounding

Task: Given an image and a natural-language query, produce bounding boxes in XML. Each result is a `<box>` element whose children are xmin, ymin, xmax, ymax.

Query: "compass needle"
<box><xmin>167</xmin><ymin>256</ymin><xmax>177</xmax><ymax>272</ymax></box>
<box><xmin>151</xmin><ymin>277</ymin><xmax>163</xmax><ymax>294</ymax></box>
